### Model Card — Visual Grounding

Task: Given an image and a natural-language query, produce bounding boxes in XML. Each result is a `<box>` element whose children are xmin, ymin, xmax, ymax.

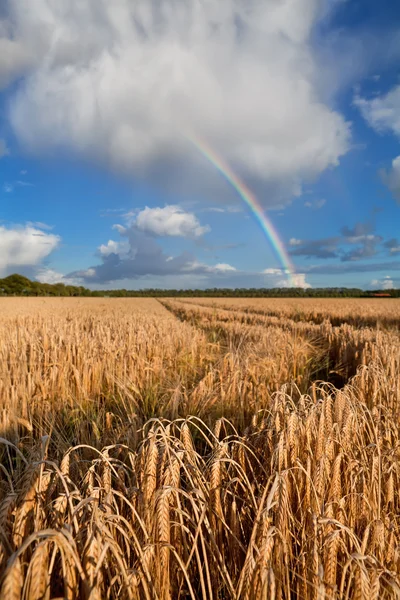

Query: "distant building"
<box><xmin>370</xmin><ymin>293</ymin><xmax>391</xmax><ymax>297</ymax></box>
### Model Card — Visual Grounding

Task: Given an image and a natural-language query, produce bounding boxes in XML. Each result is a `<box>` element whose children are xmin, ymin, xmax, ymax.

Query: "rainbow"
<box><xmin>187</xmin><ymin>134</ymin><xmax>297</xmax><ymax>287</ymax></box>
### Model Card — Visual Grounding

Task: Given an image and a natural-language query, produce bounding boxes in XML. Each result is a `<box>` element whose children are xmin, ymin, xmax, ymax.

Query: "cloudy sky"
<box><xmin>1</xmin><ymin>0</ymin><xmax>400</xmax><ymax>290</ymax></box>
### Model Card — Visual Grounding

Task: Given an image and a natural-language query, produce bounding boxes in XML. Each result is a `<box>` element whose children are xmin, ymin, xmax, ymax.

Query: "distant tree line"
<box><xmin>0</xmin><ymin>274</ymin><xmax>399</xmax><ymax>298</ymax></box>
<box><xmin>0</xmin><ymin>274</ymin><xmax>91</xmax><ymax>297</ymax></box>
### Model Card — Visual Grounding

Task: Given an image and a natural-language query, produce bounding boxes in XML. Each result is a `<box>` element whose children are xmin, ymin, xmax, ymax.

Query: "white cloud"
<box><xmin>263</xmin><ymin>267</ymin><xmax>311</xmax><ymax>288</ymax></box>
<box><xmin>112</xmin><ymin>224</ymin><xmax>127</xmax><ymax>235</ymax></box>
<box><xmin>263</xmin><ymin>268</ymin><xmax>283</xmax><ymax>275</ymax></box>
<box><xmin>27</xmin><ymin>221</ymin><xmax>53</xmax><ymax>231</ymax></box>
<box><xmin>15</xmin><ymin>180</ymin><xmax>34</xmax><ymax>187</ymax></box>
<box><xmin>286</xmin><ymin>273</ymin><xmax>311</xmax><ymax>288</ymax></box>
<box><xmin>35</xmin><ymin>269</ymin><xmax>64</xmax><ymax>284</ymax></box>
<box><xmin>355</xmin><ymin>86</ymin><xmax>400</xmax><ymax>135</ymax></box>
<box><xmin>355</xmin><ymin>86</ymin><xmax>400</xmax><ymax>201</ymax></box>
<box><xmin>5</xmin><ymin>0</ymin><xmax>350</xmax><ymax>206</ymax></box>
<box><xmin>35</xmin><ymin>268</ymin><xmax>80</xmax><ymax>286</ymax></box>
<box><xmin>343</xmin><ymin>234</ymin><xmax>378</xmax><ymax>245</ymax></box>
<box><xmin>69</xmin><ymin>214</ymin><xmax>313</xmax><ymax>287</ymax></box>
<box><xmin>3</xmin><ymin>180</ymin><xmax>33</xmax><ymax>193</ymax></box>
<box><xmin>304</xmin><ymin>198</ymin><xmax>326</xmax><ymax>209</ymax></box>
<box><xmin>370</xmin><ymin>276</ymin><xmax>394</xmax><ymax>290</ymax></box>
<box><xmin>71</xmin><ymin>227</ymin><xmax>196</xmax><ymax>283</ymax></box>
<box><xmin>100</xmin><ymin>207</ymin><xmax>127</xmax><ymax>218</ymax></box>
<box><xmin>206</xmin><ymin>206</ymin><xmax>243</xmax><ymax>214</ymax></box>
<box><xmin>0</xmin><ymin>225</ymin><xmax>60</xmax><ymax>275</ymax></box>
<box><xmin>210</xmin><ymin>263</ymin><xmax>237</xmax><ymax>273</ymax></box>
<box><xmin>98</xmin><ymin>239</ymin><xmax>130</xmax><ymax>257</ymax></box>
<box><xmin>289</xmin><ymin>238</ymin><xmax>303</xmax><ymax>246</ymax></box>
<box><xmin>183</xmin><ymin>261</ymin><xmax>236</xmax><ymax>274</ymax></box>
<box><xmin>380</xmin><ymin>155</ymin><xmax>400</xmax><ymax>204</ymax></box>
<box><xmin>82</xmin><ymin>268</ymin><xmax>96</xmax><ymax>279</ymax></box>
<box><xmin>0</xmin><ymin>36</ymin><xmax>32</xmax><ymax>89</ymax></box>
<box><xmin>69</xmin><ymin>215</ymin><xmax>237</xmax><ymax>283</ymax></box>
<box><xmin>135</xmin><ymin>205</ymin><xmax>210</xmax><ymax>238</ymax></box>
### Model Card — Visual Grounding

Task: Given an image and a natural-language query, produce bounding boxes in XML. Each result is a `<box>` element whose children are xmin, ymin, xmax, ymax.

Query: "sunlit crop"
<box><xmin>1</xmin><ymin>297</ymin><xmax>399</xmax><ymax>599</ymax></box>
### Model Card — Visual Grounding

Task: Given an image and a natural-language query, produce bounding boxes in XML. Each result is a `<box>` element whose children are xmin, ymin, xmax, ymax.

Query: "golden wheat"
<box><xmin>0</xmin><ymin>297</ymin><xmax>399</xmax><ymax>598</ymax></box>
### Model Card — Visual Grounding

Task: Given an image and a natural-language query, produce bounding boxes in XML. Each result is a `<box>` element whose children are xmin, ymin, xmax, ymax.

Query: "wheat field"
<box><xmin>0</xmin><ymin>297</ymin><xmax>399</xmax><ymax>599</ymax></box>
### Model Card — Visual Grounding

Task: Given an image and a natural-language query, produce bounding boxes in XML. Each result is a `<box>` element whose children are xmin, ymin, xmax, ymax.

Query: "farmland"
<box><xmin>0</xmin><ymin>297</ymin><xmax>400</xmax><ymax>599</ymax></box>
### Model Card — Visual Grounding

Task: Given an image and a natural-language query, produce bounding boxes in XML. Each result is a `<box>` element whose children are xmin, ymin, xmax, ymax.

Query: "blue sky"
<box><xmin>1</xmin><ymin>0</ymin><xmax>400</xmax><ymax>290</ymax></box>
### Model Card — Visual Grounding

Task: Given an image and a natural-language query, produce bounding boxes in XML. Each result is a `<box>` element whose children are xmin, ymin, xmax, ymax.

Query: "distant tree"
<box><xmin>0</xmin><ymin>273</ymin><xmax>398</xmax><ymax>298</ymax></box>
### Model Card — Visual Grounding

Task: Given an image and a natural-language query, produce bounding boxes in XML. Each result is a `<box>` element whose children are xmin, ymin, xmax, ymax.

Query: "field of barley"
<box><xmin>0</xmin><ymin>296</ymin><xmax>400</xmax><ymax>599</ymax></box>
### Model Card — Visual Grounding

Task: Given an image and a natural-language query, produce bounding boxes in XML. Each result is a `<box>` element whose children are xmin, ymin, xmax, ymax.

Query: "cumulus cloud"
<box><xmin>35</xmin><ymin>268</ymin><xmax>80</xmax><ymax>286</ymax></box>
<box><xmin>340</xmin><ymin>222</ymin><xmax>382</xmax><ymax>261</ymax></box>
<box><xmin>0</xmin><ymin>225</ymin><xmax>60</xmax><ymax>275</ymax></box>
<box><xmin>184</xmin><ymin>262</ymin><xmax>237</xmax><ymax>274</ymax></box>
<box><xmin>263</xmin><ymin>268</ymin><xmax>284</xmax><ymax>275</ymax></box>
<box><xmin>355</xmin><ymin>85</ymin><xmax>400</xmax><ymax>136</ymax></box>
<box><xmin>289</xmin><ymin>221</ymin><xmax>384</xmax><ymax>262</ymax></box>
<box><xmin>289</xmin><ymin>236</ymin><xmax>339</xmax><ymax>259</ymax></box>
<box><xmin>210</xmin><ymin>263</ymin><xmax>236</xmax><ymax>273</ymax></box>
<box><xmin>384</xmin><ymin>238</ymin><xmax>400</xmax><ymax>255</ymax></box>
<box><xmin>341</xmin><ymin>221</ymin><xmax>374</xmax><ymax>239</ymax></box>
<box><xmin>0</xmin><ymin>36</ymin><xmax>32</xmax><ymax>89</ymax></box>
<box><xmin>98</xmin><ymin>239</ymin><xmax>130</xmax><ymax>257</ymax></box>
<box><xmin>135</xmin><ymin>206</ymin><xmax>210</xmax><ymax>238</ymax></box>
<box><xmin>287</xmin><ymin>273</ymin><xmax>311</xmax><ymax>288</ymax></box>
<box><xmin>71</xmin><ymin>243</ymin><xmax>238</xmax><ymax>284</ymax></box>
<box><xmin>341</xmin><ymin>237</ymin><xmax>381</xmax><ymax>262</ymax></box>
<box><xmin>263</xmin><ymin>268</ymin><xmax>311</xmax><ymax>288</ymax></box>
<box><xmin>4</xmin><ymin>0</ymin><xmax>350</xmax><ymax>206</ymax></box>
<box><xmin>68</xmin><ymin>208</ymin><xmax>310</xmax><ymax>287</ymax></box>
<box><xmin>71</xmin><ymin>239</ymin><xmax>190</xmax><ymax>284</ymax></box>
<box><xmin>380</xmin><ymin>156</ymin><xmax>400</xmax><ymax>203</ymax></box>
<box><xmin>369</xmin><ymin>276</ymin><xmax>394</xmax><ymax>290</ymax></box>
<box><xmin>356</xmin><ymin>87</ymin><xmax>400</xmax><ymax>203</ymax></box>
<box><xmin>69</xmin><ymin>217</ymin><xmax>217</xmax><ymax>284</ymax></box>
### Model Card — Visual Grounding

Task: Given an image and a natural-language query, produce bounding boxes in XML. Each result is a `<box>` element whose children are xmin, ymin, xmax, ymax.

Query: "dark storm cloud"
<box><xmin>289</xmin><ymin>237</ymin><xmax>340</xmax><ymax>259</ymax></box>
<box><xmin>340</xmin><ymin>221</ymin><xmax>374</xmax><ymax>238</ymax></box>
<box><xmin>290</xmin><ymin>220</ymin><xmax>385</xmax><ymax>263</ymax></box>
<box><xmin>303</xmin><ymin>260</ymin><xmax>400</xmax><ymax>275</ymax></box>
<box><xmin>341</xmin><ymin>236</ymin><xmax>382</xmax><ymax>262</ymax></box>
<box><xmin>384</xmin><ymin>238</ymin><xmax>400</xmax><ymax>254</ymax></box>
<box><xmin>69</xmin><ymin>230</ymin><xmax>194</xmax><ymax>283</ymax></box>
